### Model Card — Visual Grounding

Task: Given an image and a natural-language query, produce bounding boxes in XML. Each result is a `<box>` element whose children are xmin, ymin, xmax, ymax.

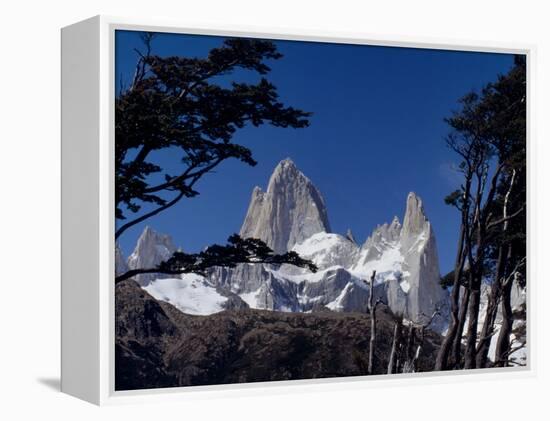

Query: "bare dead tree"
<box><xmin>363</xmin><ymin>271</ymin><xmax>384</xmax><ymax>375</ymax></box>
<box><xmin>401</xmin><ymin>322</ymin><xmax>416</xmax><ymax>373</ymax></box>
<box><xmin>387</xmin><ymin>321</ymin><xmax>400</xmax><ymax>375</ymax></box>
<box><xmin>500</xmin><ymin>335</ymin><xmax>527</xmax><ymax>367</ymax></box>
<box><xmin>402</xmin><ymin>309</ymin><xmax>440</xmax><ymax>373</ymax></box>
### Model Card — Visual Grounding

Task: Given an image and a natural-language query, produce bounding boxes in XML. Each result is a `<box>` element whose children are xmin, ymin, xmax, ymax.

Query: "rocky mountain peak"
<box><xmin>266</xmin><ymin>158</ymin><xmax>310</xmax><ymax>195</ymax></box>
<box><xmin>127</xmin><ymin>226</ymin><xmax>177</xmax><ymax>285</ymax></box>
<box><xmin>401</xmin><ymin>192</ymin><xmax>429</xmax><ymax>242</ymax></box>
<box><xmin>362</xmin><ymin>216</ymin><xmax>401</xmax><ymax>251</ymax></box>
<box><xmin>240</xmin><ymin>159</ymin><xmax>331</xmax><ymax>253</ymax></box>
<box><xmin>390</xmin><ymin>215</ymin><xmax>401</xmax><ymax>230</ymax></box>
<box><xmin>345</xmin><ymin>228</ymin><xmax>357</xmax><ymax>244</ymax></box>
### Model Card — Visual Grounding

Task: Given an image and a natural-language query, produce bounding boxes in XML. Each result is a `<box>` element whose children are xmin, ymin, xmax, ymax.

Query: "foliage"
<box><xmin>115</xmin><ymin>234</ymin><xmax>317</xmax><ymax>283</ymax></box>
<box><xmin>436</xmin><ymin>55</ymin><xmax>526</xmax><ymax>370</ymax></box>
<box><xmin>115</xmin><ymin>35</ymin><xmax>311</xmax><ymax>231</ymax></box>
<box><xmin>114</xmin><ymin>34</ymin><xmax>316</xmax><ymax>281</ymax></box>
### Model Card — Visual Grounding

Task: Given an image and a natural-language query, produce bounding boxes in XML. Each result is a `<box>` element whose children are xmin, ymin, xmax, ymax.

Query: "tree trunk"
<box><xmin>478</xmin><ymin>171</ymin><xmax>517</xmax><ymax>367</ymax></box>
<box><xmin>412</xmin><ymin>326</ymin><xmax>426</xmax><ymax>373</ymax></box>
<box><xmin>475</xmin><ymin>281</ymin><xmax>500</xmax><ymax>368</ymax></box>
<box><xmin>451</xmin><ymin>286</ymin><xmax>470</xmax><ymax>368</ymax></box>
<box><xmin>367</xmin><ymin>271</ymin><xmax>377</xmax><ymax>375</ymax></box>
<box><xmin>387</xmin><ymin>322</ymin><xmax>400</xmax><ymax>374</ymax></box>
<box><xmin>475</xmin><ymin>245</ymin><xmax>508</xmax><ymax>368</ymax></box>
<box><xmin>435</xmin><ymin>223</ymin><xmax>467</xmax><ymax>370</ymax></box>
<box><xmin>463</xmin><ymin>273</ymin><xmax>482</xmax><ymax>369</ymax></box>
<box><xmin>494</xmin><ymin>274</ymin><xmax>514</xmax><ymax>367</ymax></box>
<box><xmin>401</xmin><ymin>323</ymin><xmax>416</xmax><ymax>373</ymax></box>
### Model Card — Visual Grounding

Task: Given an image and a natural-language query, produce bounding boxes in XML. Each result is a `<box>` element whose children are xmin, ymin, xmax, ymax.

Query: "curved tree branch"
<box><xmin>487</xmin><ymin>204</ymin><xmax>526</xmax><ymax>230</ymax></box>
<box><xmin>143</xmin><ymin>156</ymin><xmax>224</xmax><ymax>195</ymax></box>
<box><xmin>115</xmin><ymin>189</ymin><xmax>185</xmax><ymax>240</ymax></box>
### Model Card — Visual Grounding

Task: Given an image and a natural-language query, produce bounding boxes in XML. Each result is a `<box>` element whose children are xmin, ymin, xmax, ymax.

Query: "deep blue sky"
<box><xmin>115</xmin><ymin>30</ymin><xmax>515</xmax><ymax>274</ymax></box>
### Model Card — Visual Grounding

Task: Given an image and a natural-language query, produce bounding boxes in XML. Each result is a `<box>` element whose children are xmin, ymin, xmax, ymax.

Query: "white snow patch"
<box><xmin>350</xmin><ymin>242</ymin><xmax>405</xmax><ymax>282</ymax></box>
<box><xmin>274</xmin><ymin>265</ymin><xmax>345</xmax><ymax>284</ymax></box>
<box><xmin>293</xmin><ymin>232</ymin><xmax>347</xmax><ymax>256</ymax></box>
<box><xmin>239</xmin><ymin>288</ymin><xmax>263</xmax><ymax>309</ymax></box>
<box><xmin>142</xmin><ymin>274</ymin><xmax>227</xmax><ymax>315</ymax></box>
<box><xmin>154</xmin><ymin>244</ymin><xmax>173</xmax><ymax>260</ymax></box>
<box><xmin>326</xmin><ymin>282</ymin><xmax>353</xmax><ymax>311</ymax></box>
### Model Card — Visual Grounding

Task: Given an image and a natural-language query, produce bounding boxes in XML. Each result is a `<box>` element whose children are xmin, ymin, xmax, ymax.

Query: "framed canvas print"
<box><xmin>61</xmin><ymin>16</ymin><xmax>532</xmax><ymax>405</ymax></box>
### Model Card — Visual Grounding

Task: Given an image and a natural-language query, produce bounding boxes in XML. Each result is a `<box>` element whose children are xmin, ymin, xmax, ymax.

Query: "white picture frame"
<box><xmin>61</xmin><ymin>15</ymin><xmax>535</xmax><ymax>405</ymax></box>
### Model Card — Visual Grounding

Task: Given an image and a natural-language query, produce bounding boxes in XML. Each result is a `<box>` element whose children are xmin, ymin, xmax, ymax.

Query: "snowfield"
<box><xmin>239</xmin><ymin>287</ymin><xmax>263</xmax><ymax>308</ymax></box>
<box><xmin>143</xmin><ymin>274</ymin><xmax>227</xmax><ymax>315</ymax></box>
<box><xmin>350</xmin><ymin>242</ymin><xmax>405</xmax><ymax>283</ymax></box>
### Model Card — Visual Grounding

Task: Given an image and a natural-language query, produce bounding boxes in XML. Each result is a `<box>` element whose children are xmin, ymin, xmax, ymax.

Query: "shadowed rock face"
<box><xmin>115</xmin><ymin>280</ymin><xmax>441</xmax><ymax>391</ymax></box>
<box><xmin>240</xmin><ymin>158</ymin><xmax>331</xmax><ymax>254</ymax></box>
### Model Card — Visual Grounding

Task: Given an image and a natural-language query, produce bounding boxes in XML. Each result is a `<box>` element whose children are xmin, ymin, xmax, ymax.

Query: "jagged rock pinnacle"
<box><xmin>345</xmin><ymin>228</ymin><xmax>357</xmax><ymax>244</ymax></box>
<box><xmin>127</xmin><ymin>226</ymin><xmax>177</xmax><ymax>285</ymax></box>
<box><xmin>401</xmin><ymin>192</ymin><xmax>428</xmax><ymax>240</ymax></box>
<box><xmin>240</xmin><ymin>159</ymin><xmax>331</xmax><ymax>253</ymax></box>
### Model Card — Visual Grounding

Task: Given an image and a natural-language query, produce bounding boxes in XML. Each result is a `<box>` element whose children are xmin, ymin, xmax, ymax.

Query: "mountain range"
<box><xmin>118</xmin><ymin>158</ymin><xmax>451</xmax><ymax>329</ymax></box>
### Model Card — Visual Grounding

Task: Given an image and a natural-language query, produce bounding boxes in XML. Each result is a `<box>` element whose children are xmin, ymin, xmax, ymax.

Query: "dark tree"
<box><xmin>115</xmin><ymin>34</ymin><xmax>315</xmax><ymax>282</ymax></box>
<box><xmin>435</xmin><ymin>56</ymin><xmax>526</xmax><ymax>370</ymax></box>
<box><xmin>116</xmin><ymin>235</ymin><xmax>317</xmax><ymax>284</ymax></box>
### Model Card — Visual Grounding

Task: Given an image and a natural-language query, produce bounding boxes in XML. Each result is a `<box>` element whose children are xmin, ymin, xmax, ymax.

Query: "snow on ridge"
<box><xmin>350</xmin><ymin>241</ymin><xmax>405</xmax><ymax>282</ymax></box>
<box><xmin>399</xmin><ymin>279</ymin><xmax>411</xmax><ymax>293</ymax></box>
<box><xmin>272</xmin><ymin>265</ymin><xmax>347</xmax><ymax>284</ymax></box>
<box><xmin>292</xmin><ymin>232</ymin><xmax>350</xmax><ymax>256</ymax></box>
<box><xmin>240</xmin><ymin>288</ymin><xmax>263</xmax><ymax>309</ymax></box>
<box><xmin>291</xmin><ymin>231</ymin><xmax>359</xmax><ymax>271</ymax></box>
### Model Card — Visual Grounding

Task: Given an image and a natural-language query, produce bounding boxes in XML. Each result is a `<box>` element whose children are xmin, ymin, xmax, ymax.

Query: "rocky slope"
<box><xmin>115</xmin><ymin>280</ymin><xmax>441</xmax><ymax>390</ymax></box>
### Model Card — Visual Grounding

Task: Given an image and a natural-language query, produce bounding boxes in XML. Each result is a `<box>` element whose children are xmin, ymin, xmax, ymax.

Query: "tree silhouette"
<box><xmin>115</xmin><ymin>33</ymin><xmax>316</xmax><ymax>283</ymax></box>
<box><xmin>435</xmin><ymin>56</ymin><xmax>526</xmax><ymax>370</ymax></box>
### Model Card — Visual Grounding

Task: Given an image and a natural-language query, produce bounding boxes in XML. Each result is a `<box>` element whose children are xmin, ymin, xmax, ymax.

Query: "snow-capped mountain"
<box><xmin>142</xmin><ymin>274</ymin><xmax>230</xmax><ymax>316</ymax></box>
<box><xmin>211</xmin><ymin>160</ymin><xmax>448</xmax><ymax>326</ymax></box>
<box><xmin>118</xmin><ymin>227</ymin><xmax>250</xmax><ymax>313</ymax></box>
<box><xmin>119</xmin><ymin>159</ymin><xmax>450</xmax><ymax>327</ymax></box>
<box><xmin>240</xmin><ymin>158</ymin><xmax>331</xmax><ymax>254</ymax></box>
<box><xmin>126</xmin><ymin>226</ymin><xmax>177</xmax><ymax>285</ymax></box>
